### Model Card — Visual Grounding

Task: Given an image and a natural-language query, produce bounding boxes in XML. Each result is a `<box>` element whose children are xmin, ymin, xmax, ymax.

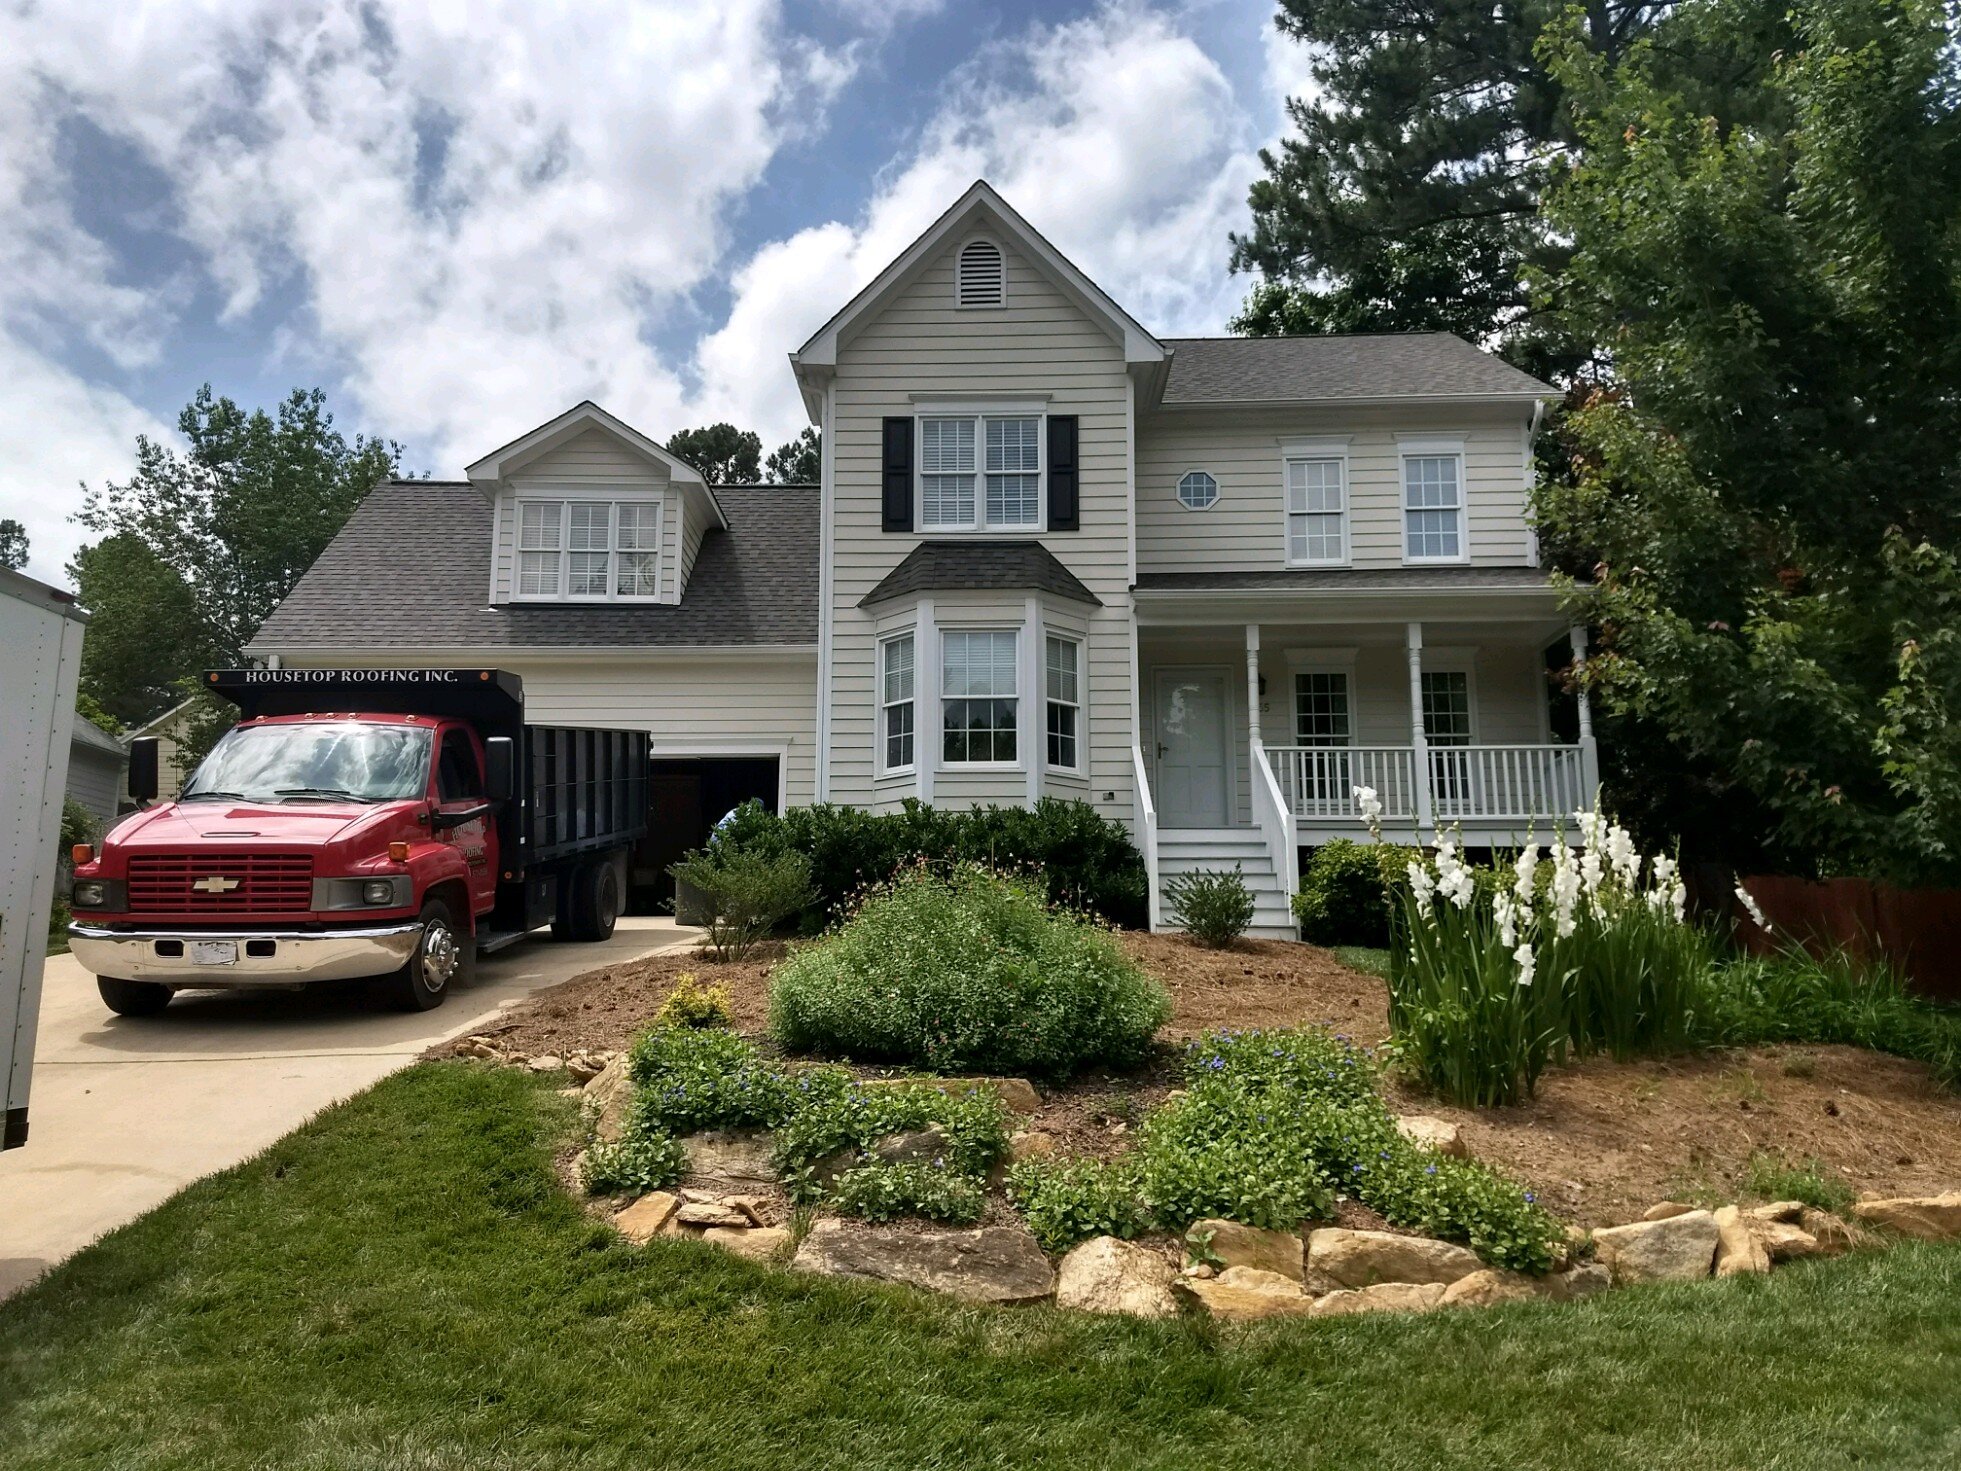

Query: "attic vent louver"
<box><xmin>956</xmin><ymin>239</ymin><xmax>1005</xmax><ymax>307</ymax></box>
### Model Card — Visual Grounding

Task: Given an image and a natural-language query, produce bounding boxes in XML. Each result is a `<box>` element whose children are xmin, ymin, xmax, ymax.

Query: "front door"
<box><xmin>1153</xmin><ymin>669</ymin><xmax>1230</xmax><ymax>828</ymax></box>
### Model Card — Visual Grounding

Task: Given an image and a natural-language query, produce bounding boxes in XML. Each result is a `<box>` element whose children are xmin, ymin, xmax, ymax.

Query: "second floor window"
<box><xmin>516</xmin><ymin>498</ymin><xmax>660</xmax><ymax>601</ymax></box>
<box><xmin>920</xmin><ymin>415</ymin><xmax>1041</xmax><ymax>531</ymax></box>
<box><xmin>1403</xmin><ymin>454</ymin><xmax>1465</xmax><ymax>562</ymax></box>
<box><xmin>943</xmin><ymin>629</ymin><xmax>1018</xmax><ymax>764</ymax></box>
<box><xmin>1285</xmin><ymin>458</ymin><xmax>1346</xmax><ymax>564</ymax></box>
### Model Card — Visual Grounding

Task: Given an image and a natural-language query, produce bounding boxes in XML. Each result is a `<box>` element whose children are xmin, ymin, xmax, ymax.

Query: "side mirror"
<box><xmin>128</xmin><ymin>737</ymin><xmax>160</xmax><ymax>805</ymax></box>
<box><xmin>484</xmin><ymin>736</ymin><xmax>516</xmax><ymax>804</ymax></box>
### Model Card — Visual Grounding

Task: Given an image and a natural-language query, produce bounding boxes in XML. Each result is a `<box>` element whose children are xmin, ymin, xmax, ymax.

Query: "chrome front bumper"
<box><xmin>67</xmin><ymin>923</ymin><xmax>424</xmax><ymax>986</ymax></box>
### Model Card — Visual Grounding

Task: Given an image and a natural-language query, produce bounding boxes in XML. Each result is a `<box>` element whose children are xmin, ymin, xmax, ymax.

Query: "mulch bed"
<box><xmin>441</xmin><ymin>931</ymin><xmax>1961</xmax><ymax>1229</ymax></box>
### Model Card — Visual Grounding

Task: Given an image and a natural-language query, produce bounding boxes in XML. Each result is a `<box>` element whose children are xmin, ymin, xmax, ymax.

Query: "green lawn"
<box><xmin>4</xmin><ymin>1065</ymin><xmax>1959</xmax><ymax>1470</ymax></box>
<box><xmin>1331</xmin><ymin>943</ymin><xmax>1391</xmax><ymax>979</ymax></box>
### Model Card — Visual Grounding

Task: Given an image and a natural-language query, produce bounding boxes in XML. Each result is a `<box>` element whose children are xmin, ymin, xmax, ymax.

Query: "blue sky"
<box><xmin>0</xmin><ymin>0</ymin><xmax>1315</xmax><ymax>583</ymax></box>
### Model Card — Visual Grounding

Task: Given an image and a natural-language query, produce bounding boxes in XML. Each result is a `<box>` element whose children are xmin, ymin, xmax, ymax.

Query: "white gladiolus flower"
<box><xmin>1605</xmin><ymin>824</ymin><xmax>1641</xmax><ymax>888</ymax></box>
<box><xmin>1514</xmin><ymin>941</ymin><xmax>1536</xmax><ymax>988</ymax></box>
<box><xmin>1513</xmin><ymin>843</ymin><xmax>1540</xmax><ymax>905</ymax></box>
<box><xmin>1494</xmin><ymin>891</ymin><xmax>1518</xmax><ymax>949</ymax></box>
<box><xmin>1434</xmin><ymin>838</ymin><xmax>1475</xmax><ymax>909</ymax></box>
<box><xmin>1550</xmin><ymin>843</ymin><xmax>1581</xmax><ymax>938</ymax></box>
<box><xmin>1407</xmin><ymin>861</ymin><xmax>1436</xmax><ymax>920</ymax></box>
<box><xmin>1671</xmin><ymin>881</ymin><xmax>1688</xmax><ymax>923</ymax></box>
<box><xmin>1579</xmin><ymin>847</ymin><xmax>1604</xmax><ymax>898</ymax></box>
<box><xmin>1734</xmin><ymin>884</ymin><xmax>1772</xmax><ymax>933</ymax></box>
<box><xmin>1353</xmin><ymin>785</ymin><xmax>1383</xmax><ymax>839</ymax></box>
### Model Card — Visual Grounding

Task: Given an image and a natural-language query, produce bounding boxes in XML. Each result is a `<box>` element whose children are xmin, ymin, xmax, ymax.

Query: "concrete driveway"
<box><xmin>0</xmin><ymin>916</ymin><xmax>698</xmax><ymax>1300</ymax></box>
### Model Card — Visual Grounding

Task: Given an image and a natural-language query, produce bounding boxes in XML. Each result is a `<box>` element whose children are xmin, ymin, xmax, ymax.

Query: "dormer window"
<box><xmin>515</xmin><ymin>496</ymin><xmax>662</xmax><ymax>601</ymax></box>
<box><xmin>956</xmin><ymin>239</ymin><xmax>1005</xmax><ymax>308</ymax></box>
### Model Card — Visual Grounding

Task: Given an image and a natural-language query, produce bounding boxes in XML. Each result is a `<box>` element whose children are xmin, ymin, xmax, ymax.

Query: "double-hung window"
<box><xmin>879</xmin><ymin>634</ymin><xmax>916</xmax><ymax>774</ymax></box>
<box><xmin>942</xmin><ymin>630</ymin><xmax>1018</xmax><ymax>764</ymax></box>
<box><xmin>1285</xmin><ymin>457</ymin><xmax>1347</xmax><ymax>565</ymax></box>
<box><xmin>1403</xmin><ymin>451</ymin><xmax>1465</xmax><ymax>562</ymax></box>
<box><xmin>1045</xmin><ymin>635</ymin><xmax>1081</xmax><ymax>771</ymax></box>
<box><xmin>515</xmin><ymin>498</ymin><xmax>661</xmax><ymax>601</ymax></box>
<box><xmin>1294</xmin><ymin>671</ymin><xmax>1352</xmax><ymax>801</ymax></box>
<box><xmin>1422</xmin><ymin>668</ymin><xmax>1474</xmax><ymax>804</ymax></box>
<box><xmin>919</xmin><ymin>415</ymin><xmax>1041</xmax><ymax>531</ymax></box>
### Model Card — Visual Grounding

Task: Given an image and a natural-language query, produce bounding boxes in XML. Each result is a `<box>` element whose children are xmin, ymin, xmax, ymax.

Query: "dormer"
<box><xmin>466</xmin><ymin>402</ymin><xmax>728</xmax><ymax>608</ymax></box>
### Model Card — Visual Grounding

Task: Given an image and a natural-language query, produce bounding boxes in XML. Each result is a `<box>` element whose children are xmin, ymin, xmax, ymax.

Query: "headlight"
<box><xmin>310</xmin><ymin>876</ymin><xmax>412</xmax><ymax>910</ymax></box>
<box><xmin>361</xmin><ymin>880</ymin><xmax>397</xmax><ymax>906</ymax></box>
<box><xmin>72</xmin><ymin>880</ymin><xmax>109</xmax><ymax>908</ymax></box>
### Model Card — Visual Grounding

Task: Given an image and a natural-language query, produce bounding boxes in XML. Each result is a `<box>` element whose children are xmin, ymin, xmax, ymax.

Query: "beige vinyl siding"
<box><xmin>679</xmin><ymin>500</ymin><xmax>709</xmax><ymax>592</ymax></box>
<box><xmin>64</xmin><ymin>744</ymin><xmax>125</xmax><ymax>833</ymax></box>
<box><xmin>1136</xmin><ymin>405</ymin><xmax>1535</xmax><ymax>574</ymax></box>
<box><xmin>490</xmin><ymin>427</ymin><xmax>677</xmax><ymax>604</ymax></box>
<box><xmin>280</xmin><ymin>653</ymin><xmax>819</xmax><ymax>808</ymax></box>
<box><xmin>826</xmin><ymin>231</ymin><xmax>1135</xmax><ymax>820</ymax></box>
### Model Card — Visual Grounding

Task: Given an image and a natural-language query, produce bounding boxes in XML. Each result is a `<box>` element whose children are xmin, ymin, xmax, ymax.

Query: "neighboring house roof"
<box><xmin>249</xmin><ymin>480</ymin><xmax>818</xmax><ymax>654</ymax></box>
<box><xmin>1134</xmin><ymin>567</ymin><xmax>1570</xmax><ymax>594</ymax></box>
<box><xmin>70</xmin><ymin>717</ymin><xmax>127</xmax><ymax>759</ymax></box>
<box><xmin>861</xmin><ymin>541</ymin><xmax>1102</xmax><ymax>607</ymax></box>
<box><xmin>1157</xmin><ymin>333</ymin><xmax>1554</xmax><ymax>406</ymax></box>
<box><xmin>131</xmin><ymin>697</ymin><xmax>196</xmax><ymax>738</ymax></box>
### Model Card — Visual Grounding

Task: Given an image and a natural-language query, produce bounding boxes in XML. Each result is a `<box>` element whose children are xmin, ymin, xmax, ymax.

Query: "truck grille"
<box><xmin>126</xmin><ymin>853</ymin><xmax>315</xmax><ymax>914</ymax></box>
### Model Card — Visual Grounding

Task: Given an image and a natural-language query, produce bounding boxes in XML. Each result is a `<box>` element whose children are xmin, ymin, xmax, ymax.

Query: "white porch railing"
<box><xmin>1265</xmin><ymin>743</ymin><xmax>1595</xmax><ymax>828</ymax></box>
<box><xmin>1132</xmin><ymin>743</ymin><xmax>1161</xmax><ymax>930</ymax></box>
<box><xmin>1248</xmin><ymin>737</ymin><xmax>1300</xmax><ymax>900</ymax></box>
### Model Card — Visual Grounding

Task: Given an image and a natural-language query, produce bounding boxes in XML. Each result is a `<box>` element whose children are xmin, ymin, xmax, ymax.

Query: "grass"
<box><xmin>3</xmin><ymin>1064</ymin><xmax>1960</xmax><ymax>1470</ymax></box>
<box><xmin>1744</xmin><ymin>1151</ymin><xmax>1857</xmax><ymax>1215</ymax></box>
<box><xmin>1331</xmin><ymin>944</ymin><xmax>1391</xmax><ymax>980</ymax></box>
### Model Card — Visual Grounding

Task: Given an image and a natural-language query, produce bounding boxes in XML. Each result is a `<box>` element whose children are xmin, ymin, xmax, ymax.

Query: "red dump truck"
<box><xmin>68</xmin><ymin>669</ymin><xmax>648</xmax><ymax>1016</ymax></box>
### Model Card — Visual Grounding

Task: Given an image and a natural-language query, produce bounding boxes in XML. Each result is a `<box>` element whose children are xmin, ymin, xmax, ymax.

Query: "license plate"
<box><xmin>189</xmin><ymin>940</ymin><xmax>239</xmax><ymax>966</ymax></box>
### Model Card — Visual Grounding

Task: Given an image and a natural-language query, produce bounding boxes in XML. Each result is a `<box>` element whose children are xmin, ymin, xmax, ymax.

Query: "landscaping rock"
<box><xmin>1753</xmin><ymin>1220</ymin><xmax>1820</xmax><ymax>1263</ymax></box>
<box><xmin>859</xmin><ymin>1076</ymin><xmax>1042</xmax><ymax>1114</ymax></box>
<box><xmin>1641</xmin><ymin>1200</ymin><xmax>1696</xmax><ymax>1222</ymax></box>
<box><xmin>1055</xmin><ymin>1237</ymin><xmax>1179</xmax><ymax>1319</ymax></box>
<box><xmin>1713</xmin><ymin>1205</ymin><xmax>1770</xmax><ymax>1277</ymax></box>
<box><xmin>1394</xmin><ymin>1116</ymin><xmax>1468</xmax><ymax>1158</ymax></box>
<box><xmin>1173</xmin><ymin>1266</ymin><xmax>1315</xmax><ymax>1321</ymax></box>
<box><xmin>723</xmin><ymin>1194</ymin><xmax>770</xmax><ymax>1227</ymax></box>
<box><xmin>566</xmin><ymin>1052</ymin><xmax>606</xmax><ymax>1085</ymax></box>
<box><xmin>1798</xmin><ymin>1207</ymin><xmax>1858</xmax><ymax>1256</ymax></box>
<box><xmin>1592</xmin><ymin>1210</ymin><xmax>1719</xmax><ymax>1283</ymax></box>
<box><xmin>1441</xmin><ymin>1269</ymin><xmax>1539</xmax><ymax>1308</ymax></box>
<box><xmin>583</xmin><ymin>1058</ymin><xmax>635</xmax><ymax>1145</ymax></box>
<box><xmin>683</xmin><ymin>1130</ymin><xmax>777</xmax><ymax>1187</ymax></box>
<box><xmin>613</xmin><ymin>1191</ymin><xmax>680</xmax><ymax>1244</ymax></box>
<box><xmin>703</xmin><ymin>1226</ymin><xmax>791</xmax><ymax>1262</ymax></box>
<box><xmin>527</xmin><ymin>1054</ymin><xmax>564</xmax><ymax>1074</ymax></box>
<box><xmin>1541</xmin><ymin>1263</ymin><xmax>1612</xmax><ymax>1301</ymax></box>
<box><xmin>1852</xmin><ymin>1192</ymin><xmax>1961</xmax><ymax>1241</ymax></box>
<box><xmin>676</xmin><ymin>1201</ymin><xmax>751</xmax><ymax>1229</ymax></box>
<box><xmin>1008</xmin><ymin>1130</ymin><xmax>1057</xmax><ymax>1163</ymax></box>
<box><xmin>873</xmin><ymin>1125</ymin><xmax>952</xmax><ymax>1167</ymax></box>
<box><xmin>1305</xmin><ymin>1229</ymin><xmax>1481</xmax><ymax>1289</ymax></box>
<box><xmin>1749</xmin><ymin>1200</ymin><xmax>1807</xmax><ymax>1224</ymax></box>
<box><xmin>1188</xmin><ymin>1220</ymin><xmax>1304</xmax><ymax>1282</ymax></box>
<box><xmin>1311</xmin><ymin>1282</ymin><xmax>1448</xmax><ymax>1317</ymax></box>
<box><xmin>789</xmin><ymin>1220</ymin><xmax>1055</xmax><ymax>1304</ymax></box>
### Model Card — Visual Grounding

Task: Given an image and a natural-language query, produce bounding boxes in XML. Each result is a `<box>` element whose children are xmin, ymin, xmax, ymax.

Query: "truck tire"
<box><xmin>98</xmin><ymin>976</ymin><xmax>172</xmax><ymax>1017</ymax></box>
<box><xmin>561</xmin><ymin>859</ymin><xmax>622</xmax><ymax>943</ymax></box>
<box><xmin>382</xmin><ymin>896</ymin><xmax>474</xmax><ymax>1011</ymax></box>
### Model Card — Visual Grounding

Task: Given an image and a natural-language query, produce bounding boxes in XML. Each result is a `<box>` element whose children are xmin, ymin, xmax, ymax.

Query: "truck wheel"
<box><xmin>383</xmin><ymin>896</ymin><xmax>475</xmax><ymax>1011</ymax></box>
<box><xmin>561</xmin><ymin>860</ymin><xmax>622</xmax><ymax>943</ymax></box>
<box><xmin>98</xmin><ymin>976</ymin><xmax>172</xmax><ymax>1017</ymax></box>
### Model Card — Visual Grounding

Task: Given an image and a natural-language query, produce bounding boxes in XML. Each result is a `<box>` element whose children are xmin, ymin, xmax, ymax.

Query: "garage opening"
<box><xmin>632</xmin><ymin>756</ymin><xmax>781</xmax><ymax>909</ymax></box>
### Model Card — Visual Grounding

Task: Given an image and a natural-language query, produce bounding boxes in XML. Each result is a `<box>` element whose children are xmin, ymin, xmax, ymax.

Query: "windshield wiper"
<box><xmin>274</xmin><ymin>787</ymin><xmax>379</xmax><ymax>804</ymax></box>
<box><xmin>181</xmin><ymin>790</ymin><xmax>247</xmax><ymax>802</ymax></box>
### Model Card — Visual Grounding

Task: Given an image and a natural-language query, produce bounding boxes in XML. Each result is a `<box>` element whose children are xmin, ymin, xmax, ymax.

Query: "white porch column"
<box><xmin>1406</xmin><ymin>620</ymin><xmax>1433</xmax><ymax>832</ymax></box>
<box><xmin>1244</xmin><ymin>624</ymin><xmax>1261</xmax><ymax>746</ymax></box>
<box><xmin>1570</xmin><ymin>623</ymin><xmax>1600</xmax><ymax>814</ymax></box>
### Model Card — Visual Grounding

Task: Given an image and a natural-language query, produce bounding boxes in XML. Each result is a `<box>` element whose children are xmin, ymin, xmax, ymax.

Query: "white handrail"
<box><xmin>1264</xmin><ymin>743</ymin><xmax>1595</xmax><ymax>826</ymax></box>
<box><xmin>1131</xmin><ymin>743</ymin><xmax>1161</xmax><ymax>931</ymax></box>
<box><xmin>1249</xmin><ymin>737</ymin><xmax>1299</xmax><ymax>911</ymax></box>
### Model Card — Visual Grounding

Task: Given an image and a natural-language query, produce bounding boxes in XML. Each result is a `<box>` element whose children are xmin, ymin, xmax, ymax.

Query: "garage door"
<box><xmin>632</xmin><ymin>756</ymin><xmax>780</xmax><ymax>907</ymax></box>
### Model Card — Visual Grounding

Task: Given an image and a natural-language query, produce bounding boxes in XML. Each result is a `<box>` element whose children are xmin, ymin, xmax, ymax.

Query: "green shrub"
<box><xmin>667</xmin><ymin>847</ymin><xmax>814</xmax><ymax>961</ymax></box>
<box><xmin>710</xmin><ymin>796</ymin><xmax>1150</xmax><ymax>930</ymax></box>
<box><xmin>771</xmin><ymin>1081</ymin><xmax>1009</xmax><ymax>1200</ymax></box>
<box><xmin>1294</xmin><ymin>840</ymin><xmax>1414</xmax><ymax>947</ymax></box>
<box><xmin>623</xmin><ymin>1026</ymin><xmax>805</xmax><ymax>1134</ymax></box>
<box><xmin>829</xmin><ymin>1162</ymin><xmax>986</xmax><ymax>1224</ymax></box>
<box><xmin>1005</xmin><ymin>1156</ymin><xmax>1151</xmax><ymax>1252</ymax></box>
<box><xmin>652</xmin><ymin>972</ymin><xmax>734</xmax><ymax>1030</ymax></box>
<box><xmin>1164</xmin><ymin>867</ymin><xmax>1256</xmax><ymax>948</ymax></box>
<box><xmin>769</xmin><ymin>865</ymin><xmax>1170</xmax><ymax>1078</ymax></box>
<box><xmin>1743</xmin><ymin>1150</ymin><xmax>1855</xmax><ymax>1214</ymax></box>
<box><xmin>580</xmin><ymin>1131</ymin><xmax>687</xmax><ymax>1196</ymax></box>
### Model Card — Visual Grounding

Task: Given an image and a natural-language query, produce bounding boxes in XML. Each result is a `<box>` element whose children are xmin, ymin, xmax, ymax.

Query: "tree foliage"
<box><xmin>0</xmin><ymin>517</ymin><xmax>26</xmax><ymax>570</ymax></box>
<box><xmin>1533</xmin><ymin>0</ymin><xmax>1961</xmax><ymax>882</ymax></box>
<box><xmin>665</xmin><ymin>423</ymin><xmax>762</xmax><ymax>485</ymax></box>
<box><xmin>67</xmin><ymin>535</ymin><xmax>212</xmax><ymax>727</ymax></box>
<box><xmin>765</xmin><ymin>427</ymin><xmax>820</xmax><ymax>484</ymax></box>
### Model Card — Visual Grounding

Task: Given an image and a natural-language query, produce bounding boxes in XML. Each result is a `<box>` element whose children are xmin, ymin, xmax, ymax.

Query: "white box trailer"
<box><xmin>1</xmin><ymin>567</ymin><xmax>89</xmax><ymax>1149</ymax></box>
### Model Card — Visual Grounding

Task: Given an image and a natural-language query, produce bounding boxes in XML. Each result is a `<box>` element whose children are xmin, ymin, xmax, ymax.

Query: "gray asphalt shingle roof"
<box><xmin>860</xmin><ymin>541</ymin><xmax>1101</xmax><ymax>607</ymax></box>
<box><xmin>250</xmin><ymin>480</ymin><xmax>818</xmax><ymax>652</ymax></box>
<box><xmin>1159</xmin><ymin>333</ymin><xmax>1553</xmax><ymax>405</ymax></box>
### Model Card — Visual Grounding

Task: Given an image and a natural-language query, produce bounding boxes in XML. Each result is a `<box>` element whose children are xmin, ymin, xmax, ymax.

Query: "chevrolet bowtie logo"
<box><xmin>191</xmin><ymin>876</ymin><xmax>241</xmax><ymax>894</ymax></box>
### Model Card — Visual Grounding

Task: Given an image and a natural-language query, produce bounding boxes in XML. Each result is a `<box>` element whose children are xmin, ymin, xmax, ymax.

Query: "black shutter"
<box><xmin>1046</xmin><ymin>414</ymin><xmax>1079</xmax><ymax>531</ymax></box>
<box><xmin>882</xmin><ymin>417</ymin><xmax>913</xmax><ymax>533</ymax></box>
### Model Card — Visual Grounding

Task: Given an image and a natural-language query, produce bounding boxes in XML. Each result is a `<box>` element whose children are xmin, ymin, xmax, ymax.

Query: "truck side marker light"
<box><xmin>72</xmin><ymin>844</ymin><xmax>92</xmax><ymax>866</ymax></box>
<box><xmin>388</xmin><ymin>842</ymin><xmax>411</xmax><ymax>863</ymax></box>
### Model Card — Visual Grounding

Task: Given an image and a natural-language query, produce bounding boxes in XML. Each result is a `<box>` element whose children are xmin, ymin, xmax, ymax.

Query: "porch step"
<box><xmin>1155</xmin><ymin>830</ymin><xmax>1296</xmax><ymax>940</ymax></box>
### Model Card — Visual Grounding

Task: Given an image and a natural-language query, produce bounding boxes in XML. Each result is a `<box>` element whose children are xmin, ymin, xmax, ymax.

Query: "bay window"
<box><xmin>880</xmin><ymin>633</ymin><xmax>916</xmax><ymax>774</ymax></box>
<box><xmin>942</xmin><ymin>630</ymin><xmax>1018</xmax><ymax>764</ymax></box>
<box><xmin>1045</xmin><ymin>635</ymin><xmax>1080</xmax><ymax>771</ymax></box>
<box><xmin>919</xmin><ymin>414</ymin><xmax>1042</xmax><ymax>531</ymax></box>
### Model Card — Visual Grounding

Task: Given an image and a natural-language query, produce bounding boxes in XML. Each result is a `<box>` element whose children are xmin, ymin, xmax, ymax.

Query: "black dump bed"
<box><xmin>204</xmin><ymin>668</ymin><xmax>648</xmax><ymax>875</ymax></box>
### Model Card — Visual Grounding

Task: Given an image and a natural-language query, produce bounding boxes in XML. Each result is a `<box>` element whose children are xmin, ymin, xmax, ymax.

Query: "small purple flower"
<box><xmin>1524</xmin><ymin>1191</ymin><xmax>1536</xmax><ymax>1204</ymax></box>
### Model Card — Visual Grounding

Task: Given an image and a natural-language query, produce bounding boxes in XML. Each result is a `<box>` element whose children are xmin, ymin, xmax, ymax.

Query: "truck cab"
<box><xmin>68</xmin><ymin>669</ymin><xmax>647</xmax><ymax>1016</ymax></box>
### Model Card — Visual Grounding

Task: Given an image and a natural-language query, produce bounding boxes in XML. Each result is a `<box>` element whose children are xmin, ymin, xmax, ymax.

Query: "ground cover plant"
<box><xmin>769</xmin><ymin>864</ymin><xmax>1170</xmax><ymax>1078</ymax></box>
<box><xmin>708</xmin><ymin>796</ymin><xmax>1150</xmax><ymax>929</ymax></box>
<box><xmin>10</xmin><ymin>1063</ymin><xmax>1960</xmax><ymax>1471</ymax></box>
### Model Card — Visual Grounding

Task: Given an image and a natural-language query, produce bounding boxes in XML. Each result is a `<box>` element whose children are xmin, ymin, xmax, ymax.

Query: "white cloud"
<box><xmin>694</xmin><ymin>2</ymin><xmax>1270</xmax><ymax>443</ymax></box>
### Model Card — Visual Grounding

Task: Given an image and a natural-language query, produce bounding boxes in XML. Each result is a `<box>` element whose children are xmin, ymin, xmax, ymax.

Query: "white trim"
<box><xmin>1042</xmin><ymin>627</ymin><xmax>1085</xmax><ymax>777</ymax></box>
<box><xmin>876</xmin><ymin>629</ymin><xmax>918</xmax><ymax>779</ymax></box>
<box><xmin>816</xmin><ymin>384</ymin><xmax>835</xmax><ymax>800</ymax></box>
<box><xmin>510</xmin><ymin>493</ymin><xmax>664</xmax><ymax>604</ymax></box>
<box><xmin>917</xmin><ymin>598</ymin><xmax>935</xmax><ymax>803</ymax></box>
<box><xmin>1176</xmin><ymin>468</ymin><xmax>1220</xmax><ymax>512</ymax></box>
<box><xmin>954</xmin><ymin>235</ymin><xmax>1007</xmax><ymax>310</ymax></box>
<box><xmin>938</xmin><ymin>625</ymin><xmax>1024</xmax><ymax>771</ymax></box>
<box><xmin>916</xmin><ymin>411</ymin><xmax>1046</xmax><ymax>534</ymax></box>
<box><xmin>1399</xmin><ymin>444</ymin><xmax>1471</xmax><ymax>566</ymax></box>
<box><xmin>465</xmin><ymin>401</ymin><xmax>725</xmax><ymax>529</ymax></box>
<box><xmin>1282</xmin><ymin>445</ymin><xmax>1351</xmax><ymax>569</ymax></box>
<box><xmin>1022</xmin><ymin>596</ymin><xmax>1041</xmax><ymax>803</ymax></box>
<box><xmin>486</xmin><ymin>495</ymin><xmax>505</xmax><ymax>606</ymax></box>
<box><xmin>907</xmin><ymin>394</ymin><xmax>1051</xmax><ymax>411</ymax></box>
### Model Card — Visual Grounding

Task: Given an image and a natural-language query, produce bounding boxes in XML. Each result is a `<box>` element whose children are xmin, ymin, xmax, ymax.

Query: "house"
<box><xmin>64</xmin><ymin>715</ymin><xmax>127</xmax><ymax>836</ymax></box>
<box><xmin>127</xmin><ymin>698</ymin><xmax>199</xmax><ymax>802</ymax></box>
<box><xmin>250</xmin><ymin>181</ymin><xmax>1595</xmax><ymax>936</ymax></box>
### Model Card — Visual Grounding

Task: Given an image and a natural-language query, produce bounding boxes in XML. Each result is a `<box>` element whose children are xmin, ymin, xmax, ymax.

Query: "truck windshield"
<box><xmin>182</xmin><ymin>723</ymin><xmax>434</xmax><ymax>804</ymax></box>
